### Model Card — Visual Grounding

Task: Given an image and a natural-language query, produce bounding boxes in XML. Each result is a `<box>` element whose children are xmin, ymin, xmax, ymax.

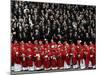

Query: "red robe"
<box><xmin>50</xmin><ymin>50</ymin><xmax>57</xmax><ymax>68</ymax></box>
<box><xmin>70</xmin><ymin>45</ymin><xmax>78</xmax><ymax>65</ymax></box>
<box><xmin>90</xmin><ymin>49</ymin><xmax>96</xmax><ymax>66</ymax></box>
<box><xmin>71</xmin><ymin>48</ymin><xmax>77</xmax><ymax>65</ymax></box>
<box><xmin>14</xmin><ymin>49</ymin><xmax>21</xmax><ymax>64</ymax></box>
<box><xmin>33</xmin><ymin>51</ymin><xmax>42</xmax><ymax>68</ymax></box>
<box><xmin>76</xmin><ymin>45</ymin><xmax>83</xmax><ymax>64</ymax></box>
<box><xmin>39</xmin><ymin>44</ymin><xmax>44</xmax><ymax>51</ymax></box>
<box><xmin>26</xmin><ymin>49</ymin><xmax>34</xmax><ymax>67</ymax></box>
<box><xmin>32</xmin><ymin>44</ymin><xmax>38</xmax><ymax>51</ymax></box>
<box><xmin>20</xmin><ymin>47</ymin><xmax>28</xmax><ymax>67</ymax></box>
<box><xmin>57</xmin><ymin>50</ymin><xmax>64</xmax><ymax>68</ymax></box>
<box><xmin>63</xmin><ymin>48</ymin><xmax>71</xmax><ymax>65</ymax></box>
<box><xmin>11</xmin><ymin>51</ymin><xmax>15</xmax><ymax>65</ymax></box>
<box><xmin>11</xmin><ymin>44</ymin><xmax>16</xmax><ymax>65</ymax></box>
<box><xmin>44</xmin><ymin>43</ymin><xmax>50</xmax><ymax>49</ymax></box>
<box><xmin>43</xmin><ymin>51</ymin><xmax>51</xmax><ymax>69</ymax></box>
<box><xmin>79</xmin><ymin>49</ymin><xmax>84</xmax><ymax>60</ymax></box>
<box><xmin>11</xmin><ymin>42</ymin><xmax>20</xmax><ymax>63</ymax></box>
<box><xmin>83</xmin><ymin>46</ymin><xmax>90</xmax><ymax>66</ymax></box>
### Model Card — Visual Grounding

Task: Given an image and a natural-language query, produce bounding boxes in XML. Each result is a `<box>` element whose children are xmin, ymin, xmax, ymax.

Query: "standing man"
<box><xmin>71</xmin><ymin>43</ymin><xmax>78</xmax><ymax>69</ymax></box>
<box><xmin>33</xmin><ymin>48</ymin><xmax>43</xmax><ymax>70</ymax></box>
<box><xmin>63</xmin><ymin>41</ymin><xmax>71</xmax><ymax>69</ymax></box>
<box><xmin>27</xmin><ymin>48</ymin><xmax>34</xmax><ymax>71</ymax></box>
<box><xmin>83</xmin><ymin>42</ymin><xmax>90</xmax><ymax>68</ymax></box>
<box><xmin>14</xmin><ymin>46</ymin><xmax>22</xmax><ymax>71</ymax></box>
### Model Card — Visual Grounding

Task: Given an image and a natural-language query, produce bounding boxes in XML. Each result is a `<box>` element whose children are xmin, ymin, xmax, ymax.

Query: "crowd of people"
<box><xmin>11</xmin><ymin>1</ymin><xmax>96</xmax><ymax>72</ymax></box>
<box><xmin>11</xmin><ymin>40</ymin><xmax>96</xmax><ymax>71</ymax></box>
<box><xmin>11</xmin><ymin>1</ymin><xmax>96</xmax><ymax>44</ymax></box>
